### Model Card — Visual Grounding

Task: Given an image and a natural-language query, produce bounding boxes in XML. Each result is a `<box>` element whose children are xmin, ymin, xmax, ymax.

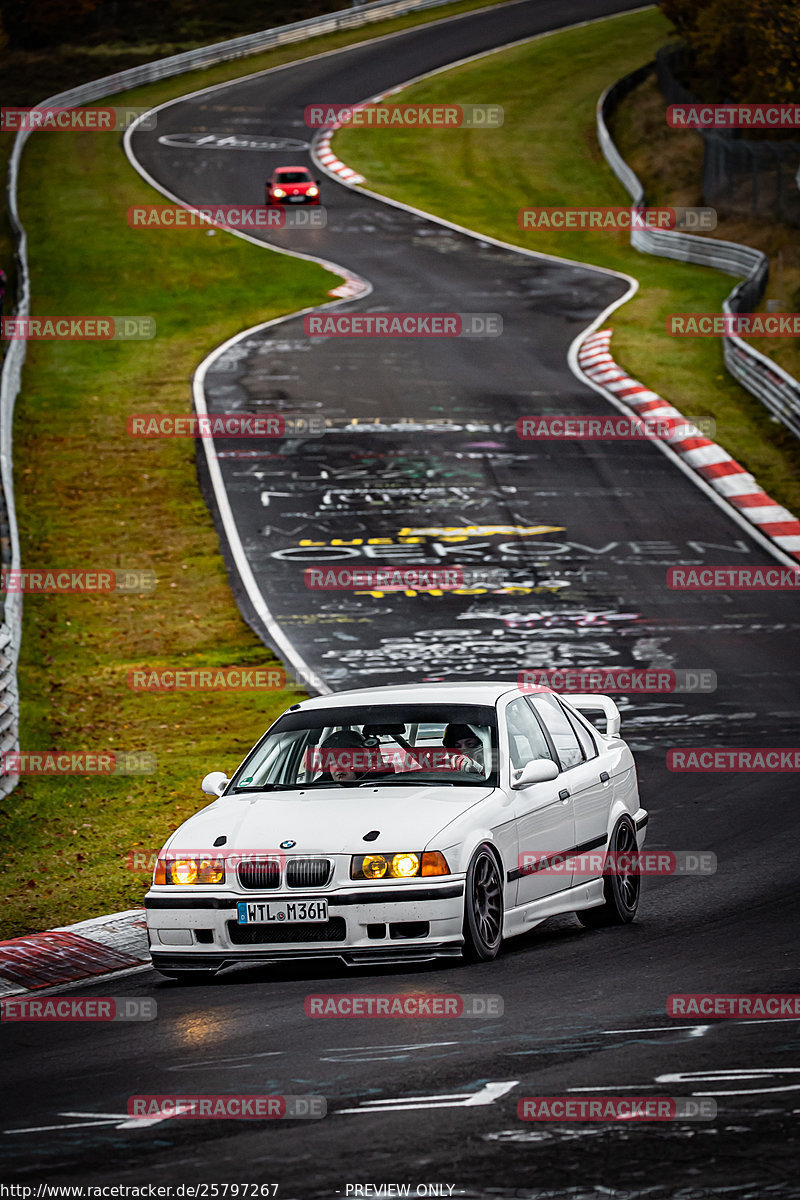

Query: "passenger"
<box><xmin>442</xmin><ymin>723</ymin><xmax>485</xmax><ymax>776</ymax></box>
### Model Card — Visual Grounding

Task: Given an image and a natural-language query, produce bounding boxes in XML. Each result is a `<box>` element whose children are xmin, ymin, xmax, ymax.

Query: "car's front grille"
<box><xmin>227</xmin><ymin>918</ymin><xmax>347</xmax><ymax>944</ymax></box>
<box><xmin>237</xmin><ymin>859</ymin><xmax>281</xmax><ymax>890</ymax></box>
<box><xmin>286</xmin><ymin>858</ymin><xmax>331</xmax><ymax>889</ymax></box>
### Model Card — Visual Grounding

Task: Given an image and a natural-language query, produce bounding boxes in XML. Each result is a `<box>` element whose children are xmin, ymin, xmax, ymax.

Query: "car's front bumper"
<box><xmin>145</xmin><ymin>879</ymin><xmax>466</xmax><ymax>971</ymax></box>
<box><xmin>267</xmin><ymin>195</ymin><xmax>320</xmax><ymax>205</ymax></box>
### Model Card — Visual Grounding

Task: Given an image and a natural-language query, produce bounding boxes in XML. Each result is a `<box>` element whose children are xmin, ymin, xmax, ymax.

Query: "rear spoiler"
<box><xmin>566</xmin><ymin>694</ymin><xmax>621</xmax><ymax>738</ymax></box>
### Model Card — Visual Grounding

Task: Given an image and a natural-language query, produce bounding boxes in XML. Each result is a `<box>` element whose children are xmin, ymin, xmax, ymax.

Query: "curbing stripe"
<box><xmin>577</xmin><ymin>330</ymin><xmax>800</xmax><ymax>563</ymax></box>
<box><xmin>0</xmin><ymin>909</ymin><xmax>148</xmax><ymax>996</ymax></box>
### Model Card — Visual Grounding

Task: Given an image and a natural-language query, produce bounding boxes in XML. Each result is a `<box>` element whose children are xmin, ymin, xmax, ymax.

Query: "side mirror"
<box><xmin>511</xmin><ymin>759</ymin><xmax>559</xmax><ymax>789</ymax></box>
<box><xmin>201</xmin><ymin>771</ymin><xmax>229</xmax><ymax>797</ymax></box>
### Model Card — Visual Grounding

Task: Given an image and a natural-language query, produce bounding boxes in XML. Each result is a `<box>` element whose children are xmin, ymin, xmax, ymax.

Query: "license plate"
<box><xmin>288</xmin><ymin>195</ymin><xmax>304</xmax><ymax>202</ymax></box>
<box><xmin>237</xmin><ymin>900</ymin><xmax>328</xmax><ymax>924</ymax></box>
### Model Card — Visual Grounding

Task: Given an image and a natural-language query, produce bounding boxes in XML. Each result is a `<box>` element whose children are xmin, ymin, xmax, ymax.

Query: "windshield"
<box><xmin>230</xmin><ymin>704</ymin><xmax>498</xmax><ymax>791</ymax></box>
<box><xmin>274</xmin><ymin>171</ymin><xmax>310</xmax><ymax>182</ymax></box>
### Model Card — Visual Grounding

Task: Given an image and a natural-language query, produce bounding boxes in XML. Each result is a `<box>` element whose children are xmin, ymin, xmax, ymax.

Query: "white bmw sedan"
<box><xmin>146</xmin><ymin>682</ymin><xmax>648</xmax><ymax>979</ymax></box>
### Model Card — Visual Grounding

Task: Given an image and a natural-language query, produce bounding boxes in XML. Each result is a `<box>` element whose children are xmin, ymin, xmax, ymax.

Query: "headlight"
<box><xmin>307</xmin><ymin>187</ymin><xmax>319</xmax><ymax>197</ymax></box>
<box><xmin>154</xmin><ymin>855</ymin><xmax>225</xmax><ymax>885</ymax></box>
<box><xmin>355</xmin><ymin>854</ymin><xmax>389</xmax><ymax>879</ymax></box>
<box><xmin>272</xmin><ymin>187</ymin><xmax>286</xmax><ymax>198</ymax></box>
<box><xmin>350</xmin><ymin>851</ymin><xmax>449</xmax><ymax>880</ymax></box>
<box><xmin>391</xmin><ymin>852</ymin><xmax>419</xmax><ymax>878</ymax></box>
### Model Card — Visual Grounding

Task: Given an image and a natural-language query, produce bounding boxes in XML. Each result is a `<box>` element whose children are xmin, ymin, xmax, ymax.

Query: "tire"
<box><xmin>462</xmin><ymin>845</ymin><xmax>504</xmax><ymax>962</ymax></box>
<box><xmin>578</xmin><ymin>815</ymin><xmax>641</xmax><ymax>928</ymax></box>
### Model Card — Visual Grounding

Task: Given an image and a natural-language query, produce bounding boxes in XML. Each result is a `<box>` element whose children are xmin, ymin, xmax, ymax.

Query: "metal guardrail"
<box><xmin>0</xmin><ymin>0</ymin><xmax>470</xmax><ymax>798</ymax></box>
<box><xmin>597</xmin><ymin>65</ymin><xmax>800</xmax><ymax>442</ymax></box>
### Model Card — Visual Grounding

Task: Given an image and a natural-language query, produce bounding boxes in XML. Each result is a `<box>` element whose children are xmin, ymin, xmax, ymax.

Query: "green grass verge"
<box><xmin>334</xmin><ymin>7</ymin><xmax>800</xmax><ymax>514</ymax></box>
<box><xmin>0</xmin><ymin>0</ymin><xmax>519</xmax><ymax>939</ymax></box>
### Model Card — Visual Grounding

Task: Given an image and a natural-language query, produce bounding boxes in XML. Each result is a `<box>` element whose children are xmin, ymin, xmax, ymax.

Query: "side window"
<box><xmin>505</xmin><ymin>698</ymin><xmax>555</xmax><ymax>771</ymax></box>
<box><xmin>563</xmin><ymin>704</ymin><xmax>598</xmax><ymax>761</ymax></box>
<box><xmin>527</xmin><ymin>694</ymin><xmax>584</xmax><ymax>770</ymax></box>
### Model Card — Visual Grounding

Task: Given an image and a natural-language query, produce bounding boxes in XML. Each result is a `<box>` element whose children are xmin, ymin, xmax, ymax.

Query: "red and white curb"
<box><xmin>328</xmin><ymin>274</ymin><xmax>366</xmax><ymax>299</ymax></box>
<box><xmin>316</xmin><ymin>126</ymin><xmax>365</xmax><ymax>186</ymax></box>
<box><xmin>314</xmin><ymin>82</ymin><xmax>414</xmax><ymax>189</ymax></box>
<box><xmin>0</xmin><ymin>909</ymin><xmax>149</xmax><ymax>996</ymax></box>
<box><xmin>578</xmin><ymin>329</ymin><xmax>800</xmax><ymax>562</ymax></box>
<box><xmin>315</xmin><ymin>110</ymin><xmax>375</xmax><ymax>298</ymax></box>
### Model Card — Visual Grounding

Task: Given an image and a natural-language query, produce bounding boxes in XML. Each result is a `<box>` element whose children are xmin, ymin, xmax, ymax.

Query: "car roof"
<box><xmin>293</xmin><ymin>682</ymin><xmax>522</xmax><ymax>710</ymax></box>
<box><xmin>273</xmin><ymin>165</ymin><xmax>311</xmax><ymax>173</ymax></box>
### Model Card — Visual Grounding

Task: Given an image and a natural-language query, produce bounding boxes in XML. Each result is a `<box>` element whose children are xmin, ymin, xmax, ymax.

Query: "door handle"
<box><xmin>599</xmin><ymin>771</ymin><xmax>610</xmax><ymax>783</ymax></box>
<box><xmin>559</xmin><ymin>788</ymin><xmax>570</xmax><ymax>802</ymax></box>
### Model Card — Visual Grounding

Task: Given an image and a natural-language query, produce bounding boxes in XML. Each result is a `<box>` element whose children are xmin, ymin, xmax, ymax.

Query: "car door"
<box><xmin>503</xmin><ymin>696</ymin><xmax>576</xmax><ymax>906</ymax></box>
<box><xmin>526</xmin><ymin>693</ymin><xmax>611</xmax><ymax>888</ymax></box>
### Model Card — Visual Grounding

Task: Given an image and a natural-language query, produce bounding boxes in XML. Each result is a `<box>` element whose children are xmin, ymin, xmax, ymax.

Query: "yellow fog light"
<box><xmin>197</xmin><ymin>858</ymin><xmax>225</xmax><ymax>884</ymax></box>
<box><xmin>173</xmin><ymin>859</ymin><xmax>198</xmax><ymax>884</ymax></box>
<box><xmin>360</xmin><ymin>854</ymin><xmax>388</xmax><ymax>879</ymax></box>
<box><xmin>169</xmin><ymin>857</ymin><xmax>225</xmax><ymax>885</ymax></box>
<box><xmin>391</xmin><ymin>852</ymin><xmax>420</xmax><ymax>878</ymax></box>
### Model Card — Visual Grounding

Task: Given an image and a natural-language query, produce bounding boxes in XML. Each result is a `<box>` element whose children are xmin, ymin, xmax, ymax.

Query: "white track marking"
<box><xmin>338</xmin><ymin>1080</ymin><xmax>518</xmax><ymax>1113</ymax></box>
<box><xmin>599</xmin><ymin>1025</ymin><xmax>711</xmax><ymax>1038</ymax></box>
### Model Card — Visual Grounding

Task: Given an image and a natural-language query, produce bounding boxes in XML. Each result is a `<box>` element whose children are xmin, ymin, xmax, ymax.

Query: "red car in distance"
<box><xmin>266</xmin><ymin>166</ymin><xmax>321</xmax><ymax>205</ymax></box>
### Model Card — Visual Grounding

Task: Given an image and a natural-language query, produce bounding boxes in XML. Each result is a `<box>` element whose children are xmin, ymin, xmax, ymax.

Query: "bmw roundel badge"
<box><xmin>280</xmin><ymin>839</ymin><xmax>296</xmax><ymax>849</ymax></box>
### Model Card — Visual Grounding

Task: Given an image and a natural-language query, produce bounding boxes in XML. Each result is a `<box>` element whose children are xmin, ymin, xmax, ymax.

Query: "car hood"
<box><xmin>164</xmin><ymin>784</ymin><xmax>495</xmax><ymax>856</ymax></box>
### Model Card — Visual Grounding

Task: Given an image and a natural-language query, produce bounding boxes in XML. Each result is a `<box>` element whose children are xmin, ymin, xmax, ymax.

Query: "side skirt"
<box><xmin>502</xmin><ymin>879</ymin><xmax>606</xmax><ymax>940</ymax></box>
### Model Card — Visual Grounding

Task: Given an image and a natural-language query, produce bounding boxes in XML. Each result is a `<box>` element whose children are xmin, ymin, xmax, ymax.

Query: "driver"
<box><xmin>442</xmin><ymin>723</ymin><xmax>485</xmax><ymax>776</ymax></box>
<box><xmin>316</xmin><ymin>728</ymin><xmax>384</xmax><ymax>784</ymax></box>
